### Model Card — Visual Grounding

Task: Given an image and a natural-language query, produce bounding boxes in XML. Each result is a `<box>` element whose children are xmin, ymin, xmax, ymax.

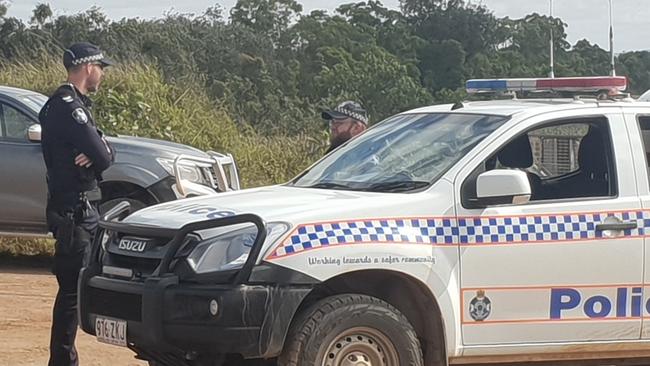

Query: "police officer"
<box><xmin>322</xmin><ymin>100</ymin><xmax>369</xmax><ymax>153</ymax></box>
<box><xmin>39</xmin><ymin>42</ymin><xmax>114</xmax><ymax>366</ymax></box>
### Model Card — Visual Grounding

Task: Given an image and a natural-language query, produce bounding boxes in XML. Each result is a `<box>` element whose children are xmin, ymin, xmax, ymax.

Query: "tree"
<box><xmin>401</xmin><ymin>0</ymin><xmax>503</xmax><ymax>57</ymax></box>
<box><xmin>30</xmin><ymin>3</ymin><xmax>52</xmax><ymax>28</ymax></box>
<box><xmin>616</xmin><ymin>51</ymin><xmax>650</xmax><ymax>95</ymax></box>
<box><xmin>336</xmin><ymin>1</ymin><xmax>424</xmax><ymax>78</ymax></box>
<box><xmin>499</xmin><ymin>13</ymin><xmax>569</xmax><ymax>75</ymax></box>
<box><xmin>0</xmin><ymin>1</ymin><xmax>7</xmax><ymax>19</ymax></box>
<box><xmin>419</xmin><ymin>39</ymin><xmax>465</xmax><ymax>91</ymax></box>
<box><xmin>230</xmin><ymin>0</ymin><xmax>302</xmax><ymax>43</ymax></box>
<box><xmin>564</xmin><ymin>39</ymin><xmax>611</xmax><ymax>76</ymax></box>
<box><xmin>1</xmin><ymin>0</ymin><xmax>650</xmax><ymax>137</ymax></box>
<box><xmin>314</xmin><ymin>46</ymin><xmax>432</xmax><ymax>122</ymax></box>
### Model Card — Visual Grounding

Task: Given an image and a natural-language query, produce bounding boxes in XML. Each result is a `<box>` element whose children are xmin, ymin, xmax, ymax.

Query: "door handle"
<box><xmin>595</xmin><ymin>221</ymin><xmax>637</xmax><ymax>231</ymax></box>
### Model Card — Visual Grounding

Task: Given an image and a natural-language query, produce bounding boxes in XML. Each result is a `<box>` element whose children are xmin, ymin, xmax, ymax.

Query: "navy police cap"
<box><xmin>322</xmin><ymin>100</ymin><xmax>369</xmax><ymax>125</ymax></box>
<box><xmin>63</xmin><ymin>42</ymin><xmax>114</xmax><ymax>69</ymax></box>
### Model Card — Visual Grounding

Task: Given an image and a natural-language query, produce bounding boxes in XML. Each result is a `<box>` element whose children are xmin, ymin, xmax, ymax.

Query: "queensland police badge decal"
<box><xmin>72</xmin><ymin>108</ymin><xmax>88</xmax><ymax>124</ymax></box>
<box><xmin>469</xmin><ymin>290</ymin><xmax>491</xmax><ymax>321</ymax></box>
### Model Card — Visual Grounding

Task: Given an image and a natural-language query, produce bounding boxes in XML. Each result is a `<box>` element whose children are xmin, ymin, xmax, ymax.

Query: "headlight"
<box><xmin>186</xmin><ymin>222</ymin><xmax>289</xmax><ymax>274</ymax></box>
<box><xmin>157</xmin><ymin>157</ymin><xmax>208</xmax><ymax>184</ymax></box>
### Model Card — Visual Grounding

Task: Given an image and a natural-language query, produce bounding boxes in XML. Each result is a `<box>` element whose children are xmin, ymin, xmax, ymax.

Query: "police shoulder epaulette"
<box><xmin>57</xmin><ymin>83</ymin><xmax>78</xmax><ymax>103</ymax></box>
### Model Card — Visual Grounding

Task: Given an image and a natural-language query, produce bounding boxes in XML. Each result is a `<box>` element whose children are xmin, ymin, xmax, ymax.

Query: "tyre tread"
<box><xmin>278</xmin><ymin>294</ymin><xmax>422</xmax><ymax>366</ymax></box>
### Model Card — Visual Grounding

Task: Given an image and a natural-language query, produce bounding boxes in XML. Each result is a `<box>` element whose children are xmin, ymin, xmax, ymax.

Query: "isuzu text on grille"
<box><xmin>117</xmin><ymin>238</ymin><xmax>147</xmax><ymax>252</ymax></box>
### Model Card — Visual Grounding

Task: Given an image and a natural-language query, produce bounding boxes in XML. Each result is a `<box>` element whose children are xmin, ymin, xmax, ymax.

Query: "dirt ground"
<box><xmin>0</xmin><ymin>265</ymin><xmax>146</xmax><ymax>366</ymax></box>
<box><xmin>1</xmin><ymin>265</ymin><xmax>644</xmax><ymax>366</ymax></box>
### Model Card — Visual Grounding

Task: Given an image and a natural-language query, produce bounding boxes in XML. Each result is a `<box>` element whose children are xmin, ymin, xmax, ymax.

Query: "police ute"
<box><xmin>80</xmin><ymin>76</ymin><xmax>650</xmax><ymax>366</ymax></box>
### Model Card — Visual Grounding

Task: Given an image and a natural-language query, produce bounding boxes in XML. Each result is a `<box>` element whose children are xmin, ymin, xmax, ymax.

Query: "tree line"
<box><xmin>1</xmin><ymin>0</ymin><xmax>649</xmax><ymax>135</ymax></box>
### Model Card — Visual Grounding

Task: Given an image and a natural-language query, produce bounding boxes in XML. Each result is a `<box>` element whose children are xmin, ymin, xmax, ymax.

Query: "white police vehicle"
<box><xmin>639</xmin><ymin>89</ymin><xmax>650</xmax><ymax>102</ymax></box>
<box><xmin>79</xmin><ymin>76</ymin><xmax>650</xmax><ymax>366</ymax></box>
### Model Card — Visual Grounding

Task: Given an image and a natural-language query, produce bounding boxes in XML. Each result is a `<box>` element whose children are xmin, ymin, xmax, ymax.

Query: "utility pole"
<box><xmin>549</xmin><ymin>0</ymin><xmax>555</xmax><ymax>78</ymax></box>
<box><xmin>609</xmin><ymin>0</ymin><xmax>616</xmax><ymax>76</ymax></box>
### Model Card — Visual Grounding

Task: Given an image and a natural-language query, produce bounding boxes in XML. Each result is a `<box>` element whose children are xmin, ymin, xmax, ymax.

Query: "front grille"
<box><xmin>101</xmin><ymin>234</ymin><xmax>171</xmax><ymax>279</ymax></box>
<box><xmin>86</xmin><ymin>286</ymin><xmax>142</xmax><ymax>321</ymax></box>
<box><xmin>103</xmin><ymin>253</ymin><xmax>160</xmax><ymax>278</ymax></box>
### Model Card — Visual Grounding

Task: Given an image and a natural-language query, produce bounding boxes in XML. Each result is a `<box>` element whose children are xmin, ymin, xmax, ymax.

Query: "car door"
<box><xmin>626</xmin><ymin>111</ymin><xmax>650</xmax><ymax>339</ymax></box>
<box><xmin>0</xmin><ymin>99</ymin><xmax>48</xmax><ymax>234</ymax></box>
<box><xmin>455</xmin><ymin>109</ymin><xmax>643</xmax><ymax>346</ymax></box>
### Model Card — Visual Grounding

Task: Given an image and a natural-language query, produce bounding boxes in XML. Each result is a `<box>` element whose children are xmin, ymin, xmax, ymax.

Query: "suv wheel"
<box><xmin>279</xmin><ymin>294</ymin><xmax>423</xmax><ymax>366</ymax></box>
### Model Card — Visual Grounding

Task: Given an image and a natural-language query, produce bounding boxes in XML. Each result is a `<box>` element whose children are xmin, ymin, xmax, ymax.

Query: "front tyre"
<box><xmin>279</xmin><ymin>294</ymin><xmax>423</xmax><ymax>366</ymax></box>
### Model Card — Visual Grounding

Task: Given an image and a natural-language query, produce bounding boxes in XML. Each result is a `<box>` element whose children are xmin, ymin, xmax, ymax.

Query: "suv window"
<box><xmin>292</xmin><ymin>113</ymin><xmax>509</xmax><ymax>192</ymax></box>
<box><xmin>463</xmin><ymin>118</ymin><xmax>616</xmax><ymax>207</ymax></box>
<box><xmin>637</xmin><ymin>116</ymin><xmax>650</xmax><ymax>186</ymax></box>
<box><xmin>1</xmin><ymin>103</ymin><xmax>34</xmax><ymax>141</ymax></box>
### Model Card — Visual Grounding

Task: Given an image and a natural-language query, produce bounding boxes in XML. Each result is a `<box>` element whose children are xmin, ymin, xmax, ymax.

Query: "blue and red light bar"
<box><xmin>466</xmin><ymin>76</ymin><xmax>627</xmax><ymax>94</ymax></box>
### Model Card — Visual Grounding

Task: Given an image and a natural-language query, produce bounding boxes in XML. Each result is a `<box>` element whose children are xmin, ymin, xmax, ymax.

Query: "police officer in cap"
<box><xmin>322</xmin><ymin>100</ymin><xmax>369</xmax><ymax>153</ymax></box>
<box><xmin>39</xmin><ymin>42</ymin><xmax>114</xmax><ymax>366</ymax></box>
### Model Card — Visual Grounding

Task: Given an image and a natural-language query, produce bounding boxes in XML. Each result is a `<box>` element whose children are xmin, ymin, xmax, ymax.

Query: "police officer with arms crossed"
<box><xmin>39</xmin><ymin>42</ymin><xmax>114</xmax><ymax>366</ymax></box>
<box><xmin>322</xmin><ymin>100</ymin><xmax>369</xmax><ymax>153</ymax></box>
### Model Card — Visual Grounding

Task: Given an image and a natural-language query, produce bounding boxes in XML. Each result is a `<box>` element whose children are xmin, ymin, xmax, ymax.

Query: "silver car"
<box><xmin>0</xmin><ymin>85</ymin><xmax>239</xmax><ymax>237</ymax></box>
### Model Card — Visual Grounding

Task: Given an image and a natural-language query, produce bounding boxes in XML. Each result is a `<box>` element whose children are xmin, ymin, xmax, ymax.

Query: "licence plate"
<box><xmin>95</xmin><ymin>316</ymin><xmax>127</xmax><ymax>347</ymax></box>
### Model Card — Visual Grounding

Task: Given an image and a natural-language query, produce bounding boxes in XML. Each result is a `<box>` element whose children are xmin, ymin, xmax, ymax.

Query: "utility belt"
<box><xmin>47</xmin><ymin>188</ymin><xmax>101</xmax><ymax>255</ymax></box>
<box><xmin>47</xmin><ymin>187</ymin><xmax>102</xmax><ymax>209</ymax></box>
<box><xmin>81</xmin><ymin>186</ymin><xmax>102</xmax><ymax>203</ymax></box>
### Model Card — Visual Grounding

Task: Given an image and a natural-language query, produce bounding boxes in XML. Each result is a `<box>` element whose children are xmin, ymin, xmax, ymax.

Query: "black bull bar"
<box><xmin>78</xmin><ymin>201</ymin><xmax>269</xmax><ymax>350</ymax></box>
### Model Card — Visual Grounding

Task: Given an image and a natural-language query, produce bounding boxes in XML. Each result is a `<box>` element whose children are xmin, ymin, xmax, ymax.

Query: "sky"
<box><xmin>4</xmin><ymin>0</ymin><xmax>649</xmax><ymax>53</ymax></box>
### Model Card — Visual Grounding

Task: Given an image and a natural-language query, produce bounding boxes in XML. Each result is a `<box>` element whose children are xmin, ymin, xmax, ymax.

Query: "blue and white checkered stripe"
<box><xmin>270</xmin><ymin>211</ymin><xmax>650</xmax><ymax>258</ymax></box>
<box><xmin>271</xmin><ymin>218</ymin><xmax>457</xmax><ymax>258</ymax></box>
<box><xmin>458</xmin><ymin>211</ymin><xmax>648</xmax><ymax>244</ymax></box>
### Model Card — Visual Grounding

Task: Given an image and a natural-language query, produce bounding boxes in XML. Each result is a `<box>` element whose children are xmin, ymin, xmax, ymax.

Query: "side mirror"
<box><xmin>28</xmin><ymin>124</ymin><xmax>41</xmax><ymax>142</ymax></box>
<box><xmin>476</xmin><ymin>169</ymin><xmax>531</xmax><ymax>207</ymax></box>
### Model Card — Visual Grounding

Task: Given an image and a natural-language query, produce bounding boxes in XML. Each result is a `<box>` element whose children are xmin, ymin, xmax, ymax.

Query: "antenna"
<box><xmin>608</xmin><ymin>0</ymin><xmax>616</xmax><ymax>76</ymax></box>
<box><xmin>549</xmin><ymin>0</ymin><xmax>555</xmax><ymax>78</ymax></box>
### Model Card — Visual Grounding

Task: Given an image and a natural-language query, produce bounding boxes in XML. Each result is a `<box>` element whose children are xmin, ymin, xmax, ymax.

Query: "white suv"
<box><xmin>79</xmin><ymin>76</ymin><xmax>650</xmax><ymax>366</ymax></box>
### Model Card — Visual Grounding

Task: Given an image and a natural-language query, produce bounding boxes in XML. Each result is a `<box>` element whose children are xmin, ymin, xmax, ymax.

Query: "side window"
<box><xmin>462</xmin><ymin>117</ymin><xmax>617</xmax><ymax>207</ymax></box>
<box><xmin>638</xmin><ymin>116</ymin><xmax>650</xmax><ymax>185</ymax></box>
<box><xmin>1</xmin><ymin>103</ymin><xmax>34</xmax><ymax>141</ymax></box>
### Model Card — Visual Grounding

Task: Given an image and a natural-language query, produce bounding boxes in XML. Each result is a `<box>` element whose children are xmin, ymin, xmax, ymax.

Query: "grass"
<box><xmin>0</xmin><ymin>237</ymin><xmax>54</xmax><ymax>267</ymax></box>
